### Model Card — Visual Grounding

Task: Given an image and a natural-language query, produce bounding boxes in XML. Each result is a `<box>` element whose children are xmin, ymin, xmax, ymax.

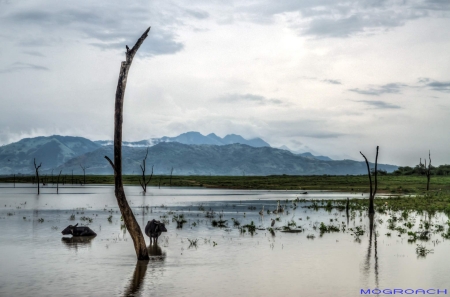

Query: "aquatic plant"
<box><xmin>187</xmin><ymin>238</ymin><xmax>198</xmax><ymax>248</ymax></box>
<box><xmin>241</xmin><ymin>221</ymin><xmax>256</xmax><ymax>235</ymax></box>
<box><xmin>211</xmin><ymin>219</ymin><xmax>227</xmax><ymax>228</ymax></box>
<box><xmin>306</xmin><ymin>234</ymin><xmax>315</xmax><ymax>239</ymax></box>
<box><xmin>80</xmin><ymin>216</ymin><xmax>93</xmax><ymax>223</ymax></box>
<box><xmin>69</xmin><ymin>214</ymin><xmax>75</xmax><ymax>220</ymax></box>
<box><xmin>107</xmin><ymin>215</ymin><xmax>113</xmax><ymax>223</ymax></box>
<box><xmin>205</xmin><ymin>211</ymin><xmax>215</xmax><ymax>219</ymax></box>
<box><xmin>37</xmin><ymin>218</ymin><xmax>44</xmax><ymax>223</ymax></box>
<box><xmin>408</xmin><ymin>231</ymin><xmax>417</xmax><ymax>242</ymax></box>
<box><xmin>416</xmin><ymin>244</ymin><xmax>433</xmax><ymax>257</ymax></box>
<box><xmin>231</xmin><ymin>218</ymin><xmax>241</xmax><ymax>227</ymax></box>
<box><xmin>173</xmin><ymin>214</ymin><xmax>187</xmax><ymax>228</ymax></box>
<box><xmin>319</xmin><ymin>222</ymin><xmax>340</xmax><ymax>235</ymax></box>
<box><xmin>349</xmin><ymin>226</ymin><xmax>365</xmax><ymax>239</ymax></box>
<box><xmin>404</xmin><ymin>221</ymin><xmax>414</xmax><ymax>229</ymax></box>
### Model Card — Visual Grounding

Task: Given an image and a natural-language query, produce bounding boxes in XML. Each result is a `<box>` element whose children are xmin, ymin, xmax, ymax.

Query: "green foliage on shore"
<box><xmin>3</xmin><ymin>174</ymin><xmax>450</xmax><ymax>194</ymax></box>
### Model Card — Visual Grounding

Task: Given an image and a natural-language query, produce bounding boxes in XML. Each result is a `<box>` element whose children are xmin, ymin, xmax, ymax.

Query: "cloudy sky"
<box><xmin>1</xmin><ymin>0</ymin><xmax>449</xmax><ymax>166</ymax></box>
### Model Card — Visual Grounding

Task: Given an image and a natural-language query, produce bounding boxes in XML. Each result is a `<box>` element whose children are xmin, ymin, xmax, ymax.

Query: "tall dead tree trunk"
<box><xmin>139</xmin><ymin>148</ymin><xmax>153</xmax><ymax>193</ymax></box>
<box><xmin>420</xmin><ymin>151</ymin><xmax>432</xmax><ymax>191</ymax></box>
<box><xmin>80</xmin><ymin>164</ymin><xmax>87</xmax><ymax>185</ymax></box>
<box><xmin>360</xmin><ymin>146</ymin><xmax>379</xmax><ymax>214</ymax></box>
<box><xmin>104</xmin><ymin>27</ymin><xmax>151</xmax><ymax>260</ymax></box>
<box><xmin>33</xmin><ymin>158</ymin><xmax>42</xmax><ymax>194</ymax></box>
<box><xmin>56</xmin><ymin>170</ymin><xmax>62</xmax><ymax>194</ymax></box>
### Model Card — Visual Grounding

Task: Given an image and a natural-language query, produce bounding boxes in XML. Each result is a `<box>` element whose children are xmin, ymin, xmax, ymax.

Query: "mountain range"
<box><xmin>0</xmin><ymin>133</ymin><xmax>398</xmax><ymax>175</ymax></box>
<box><xmin>94</xmin><ymin>131</ymin><xmax>271</xmax><ymax>148</ymax></box>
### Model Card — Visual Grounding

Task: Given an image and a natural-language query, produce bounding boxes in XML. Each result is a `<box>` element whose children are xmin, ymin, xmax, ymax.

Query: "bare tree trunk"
<box><xmin>420</xmin><ymin>151</ymin><xmax>432</xmax><ymax>191</ymax></box>
<box><xmin>360</xmin><ymin>146</ymin><xmax>379</xmax><ymax>214</ymax></box>
<box><xmin>57</xmin><ymin>170</ymin><xmax>62</xmax><ymax>194</ymax></box>
<box><xmin>104</xmin><ymin>27</ymin><xmax>151</xmax><ymax>260</ymax></box>
<box><xmin>170</xmin><ymin>167</ymin><xmax>173</xmax><ymax>187</ymax></box>
<box><xmin>426</xmin><ymin>151</ymin><xmax>431</xmax><ymax>191</ymax></box>
<box><xmin>80</xmin><ymin>164</ymin><xmax>86</xmax><ymax>185</ymax></box>
<box><xmin>13</xmin><ymin>174</ymin><xmax>15</xmax><ymax>188</ymax></box>
<box><xmin>139</xmin><ymin>148</ymin><xmax>153</xmax><ymax>193</ymax></box>
<box><xmin>34</xmin><ymin>158</ymin><xmax>42</xmax><ymax>195</ymax></box>
<box><xmin>72</xmin><ymin>170</ymin><xmax>73</xmax><ymax>185</ymax></box>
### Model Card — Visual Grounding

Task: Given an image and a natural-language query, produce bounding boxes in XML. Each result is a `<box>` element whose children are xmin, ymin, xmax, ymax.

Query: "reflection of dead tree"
<box><xmin>33</xmin><ymin>158</ymin><xmax>42</xmax><ymax>194</ymax></box>
<box><xmin>123</xmin><ymin>260</ymin><xmax>149</xmax><ymax>296</ymax></box>
<box><xmin>169</xmin><ymin>167</ymin><xmax>173</xmax><ymax>187</ymax></box>
<box><xmin>80</xmin><ymin>164</ymin><xmax>87</xmax><ymax>185</ymax></box>
<box><xmin>104</xmin><ymin>27</ymin><xmax>151</xmax><ymax>260</ymax></box>
<box><xmin>360</xmin><ymin>146</ymin><xmax>379</xmax><ymax>214</ymax></box>
<box><xmin>56</xmin><ymin>170</ymin><xmax>62</xmax><ymax>194</ymax></box>
<box><xmin>420</xmin><ymin>151</ymin><xmax>432</xmax><ymax>191</ymax></box>
<box><xmin>139</xmin><ymin>148</ymin><xmax>153</xmax><ymax>193</ymax></box>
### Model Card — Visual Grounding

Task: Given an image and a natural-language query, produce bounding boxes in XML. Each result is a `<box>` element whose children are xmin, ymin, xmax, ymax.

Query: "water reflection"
<box><xmin>362</xmin><ymin>214</ymin><xmax>379</xmax><ymax>288</ymax></box>
<box><xmin>148</xmin><ymin>244</ymin><xmax>165</xmax><ymax>260</ymax></box>
<box><xmin>61</xmin><ymin>236</ymin><xmax>96</xmax><ymax>250</ymax></box>
<box><xmin>123</xmin><ymin>260</ymin><xmax>149</xmax><ymax>297</ymax></box>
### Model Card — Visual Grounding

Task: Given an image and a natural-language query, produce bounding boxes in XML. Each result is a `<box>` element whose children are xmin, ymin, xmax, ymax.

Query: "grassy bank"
<box><xmin>1</xmin><ymin>174</ymin><xmax>450</xmax><ymax>213</ymax></box>
<box><xmin>2</xmin><ymin>174</ymin><xmax>450</xmax><ymax>194</ymax></box>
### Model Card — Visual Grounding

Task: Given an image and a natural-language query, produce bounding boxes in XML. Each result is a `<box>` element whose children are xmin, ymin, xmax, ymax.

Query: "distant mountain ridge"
<box><xmin>51</xmin><ymin>142</ymin><xmax>397</xmax><ymax>175</ymax></box>
<box><xmin>0</xmin><ymin>135</ymin><xmax>100</xmax><ymax>174</ymax></box>
<box><xmin>0</xmin><ymin>133</ymin><xmax>381</xmax><ymax>175</ymax></box>
<box><xmin>94</xmin><ymin>131</ymin><xmax>271</xmax><ymax>148</ymax></box>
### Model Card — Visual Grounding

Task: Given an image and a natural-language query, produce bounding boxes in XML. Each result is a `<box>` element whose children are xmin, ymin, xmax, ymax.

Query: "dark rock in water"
<box><xmin>61</xmin><ymin>223</ymin><xmax>97</xmax><ymax>236</ymax></box>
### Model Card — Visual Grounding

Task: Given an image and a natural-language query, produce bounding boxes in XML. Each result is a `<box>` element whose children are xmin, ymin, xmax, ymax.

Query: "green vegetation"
<box><xmin>4</xmin><ymin>174</ymin><xmax>450</xmax><ymax>193</ymax></box>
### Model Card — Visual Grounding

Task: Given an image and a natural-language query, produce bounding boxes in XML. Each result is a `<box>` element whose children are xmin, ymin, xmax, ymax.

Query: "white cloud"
<box><xmin>0</xmin><ymin>0</ymin><xmax>450</xmax><ymax>166</ymax></box>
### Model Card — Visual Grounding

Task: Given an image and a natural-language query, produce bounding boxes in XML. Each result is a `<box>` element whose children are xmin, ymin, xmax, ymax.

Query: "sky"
<box><xmin>1</xmin><ymin>0</ymin><xmax>449</xmax><ymax>166</ymax></box>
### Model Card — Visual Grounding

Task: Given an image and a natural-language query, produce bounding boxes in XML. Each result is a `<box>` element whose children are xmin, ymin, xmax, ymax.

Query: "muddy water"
<box><xmin>0</xmin><ymin>184</ymin><xmax>449</xmax><ymax>296</ymax></box>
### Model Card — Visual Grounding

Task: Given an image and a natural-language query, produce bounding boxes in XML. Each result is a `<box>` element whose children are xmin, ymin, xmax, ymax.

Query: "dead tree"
<box><xmin>56</xmin><ymin>170</ymin><xmax>62</xmax><ymax>194</ymax></box>
<box><xmin>104</xmin><ymin>27</ymin><xmax>151</xmax><ymax>260</ymax></box>
<box><xmin>169</xmin><ymin>167</ymin><xmax>173</xmax><ymax>187</ymax></box>
<box><xmin>13</xmin><ymin>174</ymin><xmax>15</xmax><ymax>188</ymax></box>
<box><xmin>80</xmin><ymin>164</ymin><xmax>87</xmax><ymax>185</ymax></box>
<box><xmin>51</xmin><ymin>169</ymin><xmax>54</xmax><ymax>185</ymax></box>
<box><xmin>360</xmin><ymin>146</ymin><xmax>379</xmax><ymax>214</ymax></box>
<box><xmin>420</xmin><ymin>151</ymin><xmax>432</xmax><ymax>191</ymax></box>
<box><xmin>71</xmin><ymin>169</ymin><xmax>74</xmax><ymax>185</ymax></box>
<box><xmin>33</xmin><ymin>158</ymin><xmax>42</xmax><ymax>194</ymax></box>
<box><xmin>139</xmin><ymin>148</ymin><xmax>153</xmax><ymax>193</ymax></box>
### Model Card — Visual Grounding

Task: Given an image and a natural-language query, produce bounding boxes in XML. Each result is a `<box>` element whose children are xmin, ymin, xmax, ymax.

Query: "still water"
<box><xmin>0</xmin><ymin>184</ymin><xmax>449</xmax><ymax>296</ymax></box>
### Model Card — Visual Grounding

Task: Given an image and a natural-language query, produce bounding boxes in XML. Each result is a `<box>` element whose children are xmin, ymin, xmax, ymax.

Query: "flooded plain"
<box><xmin>0</xmin><ymin>184</ymin><xmax>449</xmax><ymax>296</ymax></box>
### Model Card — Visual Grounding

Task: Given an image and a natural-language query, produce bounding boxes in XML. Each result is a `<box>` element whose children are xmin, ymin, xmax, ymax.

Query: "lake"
<box><xmin>0</xmin><ymin>184</ymin><xmax>449</xmax><ymax>296</ymax></box>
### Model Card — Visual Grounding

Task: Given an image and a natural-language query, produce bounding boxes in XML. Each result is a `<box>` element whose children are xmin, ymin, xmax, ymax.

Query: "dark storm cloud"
<box><xmin>0</xmin><ymin>62</ymin><xmax>49</xmax><ymax>73</ymax></box>
<box><xmin>418</xmin><ymin>78</ymin><xmax>450</xmax><ymax>93</ymax></box>
<box><xmin>219</xmin><ymin>93</ymin><xmax>284</xmax><ymax>105</ymax></box>
<box><xmin>349</xmin><ymin>83</ymin><xmax>407</xmax><ymax>96</ymax></box>
<box><xmin>356</xmin><ymin>100</ymin><xmax>401</xmax><ymax>109</ymax></box>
